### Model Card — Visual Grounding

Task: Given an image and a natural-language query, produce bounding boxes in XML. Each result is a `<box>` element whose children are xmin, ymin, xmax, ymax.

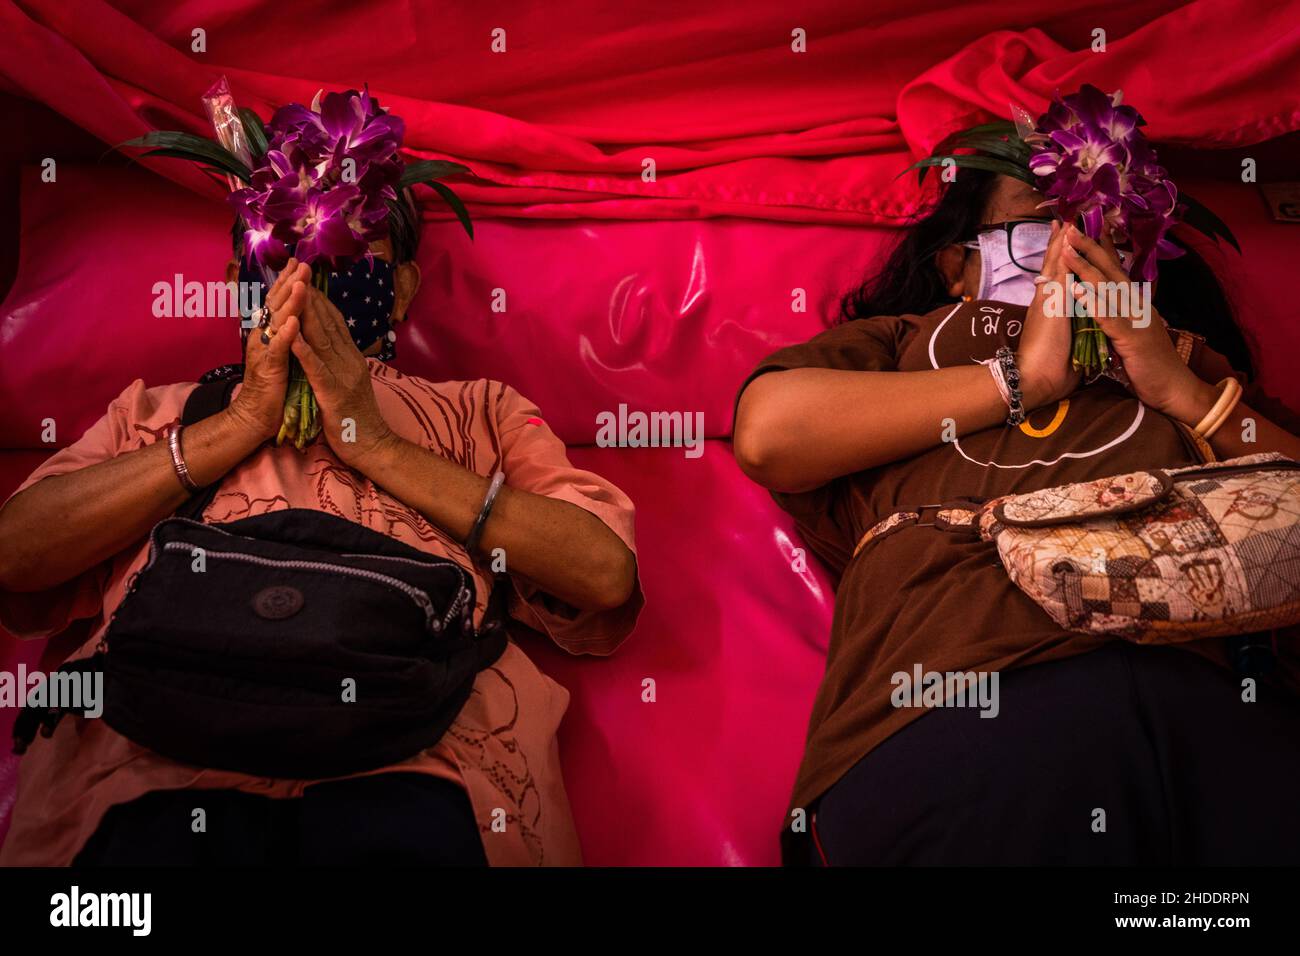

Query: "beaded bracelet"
<box><xmin>988</xmin><ymin>347</ymin><xmax>1026</xmax><ymax>426</ymax></box>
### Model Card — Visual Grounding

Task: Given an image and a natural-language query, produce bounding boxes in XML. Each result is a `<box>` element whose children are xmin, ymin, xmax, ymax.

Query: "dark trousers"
<box><xmin>75</xmin><ymin>773</ymin><xmax>487</xmax><ymax>866</ymax></box>
<box><xmin>812</xmin><ymin>641</ymin><xmax>1300</xmax><ymax>865</ymax></box>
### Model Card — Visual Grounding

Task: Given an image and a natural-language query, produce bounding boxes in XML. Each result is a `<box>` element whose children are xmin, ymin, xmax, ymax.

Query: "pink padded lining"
<box><xmin>0</xmin><ymin>162</ymin><xmax>1295</xmax><ymax>864</ymax></box>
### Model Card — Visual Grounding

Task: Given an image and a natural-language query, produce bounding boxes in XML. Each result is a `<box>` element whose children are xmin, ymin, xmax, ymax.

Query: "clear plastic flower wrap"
<box><xmin>202</xmin><ymin>77</ymin><xmax>254</xmax><ymax>190</ymax></box>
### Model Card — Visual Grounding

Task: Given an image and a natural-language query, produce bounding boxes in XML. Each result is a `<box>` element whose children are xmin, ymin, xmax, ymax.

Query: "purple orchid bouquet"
<box><xmin>122</xmin><ymin>81</ymin><xmax>472</xmax><ymax>448</ymax></box>
<box><xmin>1024</xmin><ymin>86</ymin><xmax>1182</xmax><ymax>376</ymax></box>
<box><xmin>232</xmin><ymin>89</ymin><xmax>406</xmax><ymax>273</ymax></box>
<box><xmin>910</xmin><ymin>83</ymin><xmax>1238</xmax><ymax>378</ymax></box>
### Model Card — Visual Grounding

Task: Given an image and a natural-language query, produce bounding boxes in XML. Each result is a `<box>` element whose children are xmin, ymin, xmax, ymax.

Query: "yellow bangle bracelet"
<box><xmin>1194</xmin><ymin>377</ymin><xmax>1243</xmax><ymax>440</ymax></box>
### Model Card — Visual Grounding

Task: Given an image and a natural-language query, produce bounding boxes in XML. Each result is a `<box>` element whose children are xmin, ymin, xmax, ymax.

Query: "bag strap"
<box><xmin>174</xmin><ymin>376</ymin><xmax>242</xmax><ymax>521</ymax></box>
<box><xmin>852</xmin><ymin>501</ymin><xmax>984</xmax><ymax>559</ymax></box>
<box><xmin>12</xmin><ymin>374</ymin><xmax>239</xmax><ymax>753</ymax></box>
<box><xmin>11</xmin><ymin>655</ymin><xmax>105</xmax><ymax>755</ymax></box>
<box><xmin>183</xmin><ymin>377</ymin><xmax>241</xmax><ymax>426</ymax></box>
<box><xmin>473</xmin><ymin>571</ymin><xmax>513</xmax><ymax>668</ymax></box>
<box><xmin>1169</xmin><ymin>328</ymin><xmax>1216</xmax><ymax>464</ymax></box>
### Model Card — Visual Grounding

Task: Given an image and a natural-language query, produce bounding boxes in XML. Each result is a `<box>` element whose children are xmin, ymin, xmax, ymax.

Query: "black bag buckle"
<box><xmin>914</xmin><ymin>504</ymin><xmax>945</xmax><ymax>527</ymax></box>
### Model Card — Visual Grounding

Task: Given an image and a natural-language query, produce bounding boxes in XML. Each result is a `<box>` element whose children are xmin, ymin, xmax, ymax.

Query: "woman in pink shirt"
<box><xmin>0</xmin><ymin>213</ymin><xmax>643</xmax><ymax>866</ymax></box>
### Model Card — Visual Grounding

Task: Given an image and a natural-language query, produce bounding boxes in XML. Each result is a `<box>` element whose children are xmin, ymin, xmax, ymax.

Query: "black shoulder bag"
<box><xmin>13</xmin><ymin>376</ymin><xmax>510</xmax><ymax>778</ymax></box>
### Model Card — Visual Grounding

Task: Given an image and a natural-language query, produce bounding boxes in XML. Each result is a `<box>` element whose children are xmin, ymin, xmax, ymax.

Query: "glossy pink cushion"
<box><xmin>1</xmin><ymin>164</ymin><xmax>1296</xmax><ymax>864</ymax></box>
<box><xmin>0</xmin><ymin>167</ymin><xmax>887</xmax><ymax>449</ymax></box>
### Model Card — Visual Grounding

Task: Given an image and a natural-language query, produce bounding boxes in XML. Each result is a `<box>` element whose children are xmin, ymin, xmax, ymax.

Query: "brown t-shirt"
<box><xmin>738</xmin><ymin>299</ymin><xmax>1300</xmax><ymax>853</ymax></box>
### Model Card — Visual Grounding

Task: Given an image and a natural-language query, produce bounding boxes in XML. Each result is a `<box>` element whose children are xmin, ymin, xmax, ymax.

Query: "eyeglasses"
<box><xmin>961</xmin><ymin>218</ymin><xmax>1055</xmax><ymax>274</ymax></box>
<box><xmin>963</xmin><ymin>218</ymin><xmax>1137</xmax><ymax>275</ymax></box>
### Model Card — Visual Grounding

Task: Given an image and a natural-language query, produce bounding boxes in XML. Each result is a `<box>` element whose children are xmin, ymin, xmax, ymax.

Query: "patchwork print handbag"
<box><xmin>975</xmin><ymin>453</ymin><xmax>1300</xmax><ymax>640</ymax></box>
<box><xmin>853</xmin><ymin>453</ymin><xmax>1300</xmax><ymax>641</ymax></box>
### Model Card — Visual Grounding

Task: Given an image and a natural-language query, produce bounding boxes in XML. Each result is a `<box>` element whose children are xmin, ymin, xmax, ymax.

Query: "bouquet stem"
<box><xmin>274</xmin><ymin>270</ymin><xmax>326</xmax><ymax>449</ymax></box>
<box><xmin>1070</xmin><ymin>302</ymin><xmax>1110</xmax><ymax>379</ymax></box>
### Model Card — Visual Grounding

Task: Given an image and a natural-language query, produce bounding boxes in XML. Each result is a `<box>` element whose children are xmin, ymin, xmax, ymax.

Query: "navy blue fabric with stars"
<box><xmin>240</xmin><ymin>257</ymin><xmax>399</xmax><ymax>362</ymax></box>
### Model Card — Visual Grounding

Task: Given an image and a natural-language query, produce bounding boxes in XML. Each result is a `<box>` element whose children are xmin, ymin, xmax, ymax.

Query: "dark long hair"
<box><xmin>839</xmin><ymin>170</ymin><xmax>1255</xmax><ymax>377</ymax></box>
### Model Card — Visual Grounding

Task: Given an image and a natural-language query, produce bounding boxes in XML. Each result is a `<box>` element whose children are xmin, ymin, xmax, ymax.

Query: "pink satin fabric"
<box><xmin>3</xmin><ymin>0</ymin><xmax>1297</xmax><ymax>225</ymax></box>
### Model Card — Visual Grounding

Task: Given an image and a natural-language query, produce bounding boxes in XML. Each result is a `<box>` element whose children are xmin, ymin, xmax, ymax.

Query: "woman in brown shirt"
<box><xmin>734</xmin><ymin>171</ymin><xmax>1300</xmax><ymax>865</ymax></box>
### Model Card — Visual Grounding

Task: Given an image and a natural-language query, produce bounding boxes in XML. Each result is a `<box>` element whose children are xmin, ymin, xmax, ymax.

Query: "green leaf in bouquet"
<box><xmin>932</xmin><ymin>121</ymin><xmax>1027</xmax><ymax>158</ymax></box>
<box><xmin>428</xmin><ymin>181</ymin><xmax>474</xmax><ymax>239</ymax></box>
<box><xmin>910</xmin><ymin>119</ymin><xmax>1034</xmax><ymax>188</ymax></box>
<box><xmin>906</xmin><ymin>154</ymin><xmax>1037</xmax><ymax>188</ymax></box>
<box><xmin>117</xmin><ymin>131</ymin><xmax>252</xmax><ymax>184</ymax></box>
<box><xmin>398</xmin><ymin>159</ymin><xmax>471</xmax><ymax>190</ymax></box>
<box><xmin>238</xmin><ymin>107</ymin><xmax>269</xmax><ymax>160</ymax></box>
<box><xmin>135</xmin><ymin>148</ymin><xmax>254</xmax><ymax>185</ymax></box>
<box><xmin>944</xmin><ymin>132</ymin><xmax>1032</xmax><ymax>166</ymax></box>
<box><xmin>1179</xmin><ymin>191</ymin><xmax>1241</xmax><ymax>253</ymax></box>
<box><xmin>196</xmin><ymin>165</ymin><xmax>242</xmax><ymax>187</ymax></box>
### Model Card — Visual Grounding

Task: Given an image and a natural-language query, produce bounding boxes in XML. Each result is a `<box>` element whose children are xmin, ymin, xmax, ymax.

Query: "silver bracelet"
<box><xmin>166</xmin><ymin>423</ymin><xmax>201</xmax><ymax>494</ymax></box>
<box><xmin>464</xmin><ymin>471</ymin><xmax>506</xmax><ymax>557</ymax></box>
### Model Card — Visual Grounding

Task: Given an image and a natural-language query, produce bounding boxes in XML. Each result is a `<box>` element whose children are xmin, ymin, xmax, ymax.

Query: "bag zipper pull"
<box><xmin>412</xmin><ymin>590</ymin><xmax>438</xmax><ymax>633</ymax></box>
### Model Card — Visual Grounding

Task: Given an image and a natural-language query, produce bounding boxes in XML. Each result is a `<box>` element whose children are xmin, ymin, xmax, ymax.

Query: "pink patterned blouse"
<box><xmin>0</xmin><ymin>361</ymin><xmax>643</xmax><ymax>866</ymax></box>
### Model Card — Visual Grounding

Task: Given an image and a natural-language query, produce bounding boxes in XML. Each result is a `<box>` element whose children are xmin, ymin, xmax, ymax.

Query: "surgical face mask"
<box><xmin>969</xmin><ymin>221</ymin><xmax>1052</xmax><ymax>306</ymax></box>
<box><xmin>967</xmin><ymin>222</ymin><xmax>1136</xmax><ymax>306</ymax></box>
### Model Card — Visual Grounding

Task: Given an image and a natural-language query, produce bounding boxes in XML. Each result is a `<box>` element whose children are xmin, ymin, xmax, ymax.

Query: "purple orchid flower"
<box><xmin>282</xmin><ymin>184</ymin><xmax>368</xmax><ymax>269</ymax></box>
<box><xmin>1028</xmin><ymin>84</ymin><xmax>1184</xmax><ymax>282</ymax></box>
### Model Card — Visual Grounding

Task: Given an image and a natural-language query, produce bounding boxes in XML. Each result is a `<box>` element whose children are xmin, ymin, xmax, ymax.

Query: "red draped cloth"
<box><xmin>3</xmin><ymin>0</ymin><xmax>1298</xmax><ymax>225</ymax></box>
<box><xmin>3</xmin><ymin>0</ymin><xmax>1300</xmax><ymax>868</ymax></box>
